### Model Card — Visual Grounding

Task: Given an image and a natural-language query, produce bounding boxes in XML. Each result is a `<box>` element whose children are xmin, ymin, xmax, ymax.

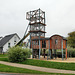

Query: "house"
<box><xmin>0</xmin><ymin>33</ymin><xmax>20</xmax><ymax>53</ymax></box>
<box><xmin>0</xmin><ymin>37</ymin><xmax>3</xmax><ymax>40</ymax></box>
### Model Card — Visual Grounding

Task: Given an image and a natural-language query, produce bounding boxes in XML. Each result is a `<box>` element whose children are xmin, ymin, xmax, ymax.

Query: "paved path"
<box><xmin>0</xmin><ymin>61</ymin><xmax>75</xmax><ymax>74</ymax></box>
<box><xmin>0</xmin><ymin>72</ymin><xmax>40</xmax><ymax>75</ymax></box>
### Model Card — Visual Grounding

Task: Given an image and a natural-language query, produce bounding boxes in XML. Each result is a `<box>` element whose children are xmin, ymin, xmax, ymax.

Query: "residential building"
<box><xmin>0</xmin><ymin>33</ymin><xmax>20</xmax><ymax>53</ymax></box>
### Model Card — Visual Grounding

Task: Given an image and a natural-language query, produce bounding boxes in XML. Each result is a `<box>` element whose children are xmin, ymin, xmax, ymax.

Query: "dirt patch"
<box><xmin>30</xmin><ymin>56</ymin><xmax>75</xmax><ymax>63</ymax></box>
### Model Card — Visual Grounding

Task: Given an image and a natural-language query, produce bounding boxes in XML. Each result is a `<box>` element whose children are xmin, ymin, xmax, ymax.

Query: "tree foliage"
<box><xmin>67</xmin><ymin>31</ymin><xmax>75</xmax><ymax>48</ymax></box>
<box><xmin>67</xmin><ymin>46</ymin><xmax>75</xmax><ymax>57</ymax></box>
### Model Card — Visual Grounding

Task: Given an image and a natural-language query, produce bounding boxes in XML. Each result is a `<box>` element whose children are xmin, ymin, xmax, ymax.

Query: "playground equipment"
<box><xmin>16</xmin><ymin>33</ymin><xmax>29</xmax><ymax>46</ymax></box>
<box><xmin>32</xmin><ymin>34</ymin><xmax>67</xmax><ymax>60</ymax></box>
<box><xmin>16</xmin><ymin>8</ymin><xmax>67</xmax><ymax>60</ymax></box>
<box><xmin>16</xmin><ymin>24</ymin><xmax>30</xmax><ymax>46</ymax></box>
<box><xmin>26</xmin><ymin>8</ymin><xmax>46</xmax><ymax>59</ymax></box>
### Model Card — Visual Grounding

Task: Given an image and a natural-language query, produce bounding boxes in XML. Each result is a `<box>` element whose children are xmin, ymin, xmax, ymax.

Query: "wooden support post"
<box><xmin>49</xmin><ymin>50</ymin><xmax>51</xmax><ymax>59</ymax></box>
<box><xmin>41</xmin><ymin>49</ymin><xmax>42</xmax><ymax>55</ymax></box>
<box><xmin>48</xmin><ymin>40</ymin><xmax>51</xmax><ymax>59</ymax></box>
<box><xmin>61</xmin><ymin>40</ymin><xmax>64</xmax><ymax>60</ymax></box>
<box><xmin>53</xmin><ymin>49</ymin><xmax>54</xmax><ymax>59</ymax></box>
<box><xmin>66</xmin><ymin>40</ymin><xmax>67</xmax><ymax>59</ymax></box>
<box><xmin>39</xmin><ymin>8</ymin><xmax>41</xmax><ymax>59</ymax></box>
<box><xmin>55</xmin><ymin>49</ymin><xmax>56</xmax><ymax>59</ymax></box>
<box><xmin>30</xmin><ymin>11</ymin><xmax>31</xmax><ymax>49</ymax></box>
<box><xmin>38</xmin><ymin>49</ymin><xmax>39</xmax><ymax>58</ymax></box>
<box><xmin>66</xmin><ymin>48</ymin><xmax>67</xmax><ymax>59</ymax></box>
<box><xmin>32</xmin><ymin>41</ymin><xmax>33</xmax><ymax>58</ymax></box>
<box><xmin>38</xmin><ymin>40</ymin><xmax>40</xmax><ymax>59</ymax></box>
<box><xmin>51</xmin><ymin>49</ymin><xmax>53</xmax><ymax>59</ymax></box>
<box><xmin>44</xmin><ymin>49</ymin><xmax>45</xmax><ymax>58</ymax></box>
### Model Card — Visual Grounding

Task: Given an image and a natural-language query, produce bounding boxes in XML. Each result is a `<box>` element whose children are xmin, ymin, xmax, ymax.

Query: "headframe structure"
<box><xmin>26</xmin><ymin>8</ymin><xmax>46</xmax><ymax>59</ymax></box>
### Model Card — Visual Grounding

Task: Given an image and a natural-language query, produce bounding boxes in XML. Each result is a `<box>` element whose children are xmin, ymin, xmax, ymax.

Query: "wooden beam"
<box><xmin>61</xmin><ymin>40</ymin><xmax>64</xmax><ymax>60</ymax></box>
<box><xmin>66</xmin><ymin>48</ymin><xmax>67</xmax><ymax>59</ymax></box>
<box><xmin>48</xmin><ymin>40</ymin><xmax>51</xmax><ymax>59</ymax></box>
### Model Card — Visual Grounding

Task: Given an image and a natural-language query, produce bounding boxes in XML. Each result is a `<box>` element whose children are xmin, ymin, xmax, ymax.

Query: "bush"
<box><xmin>67</xmin><ymin>46</ymin><xmax>75</xmax><ymax>57</ymax></box>
<box><xmin>7</xmin><ymin>46</ymin><xmax>31</xmax><ymax>62</ymax></box>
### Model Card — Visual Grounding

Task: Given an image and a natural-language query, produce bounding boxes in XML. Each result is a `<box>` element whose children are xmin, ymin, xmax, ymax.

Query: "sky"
<box><xmin>0</xmin><ymin>0</ymin><xmax>75</xmax><ymax>39</ymax></box>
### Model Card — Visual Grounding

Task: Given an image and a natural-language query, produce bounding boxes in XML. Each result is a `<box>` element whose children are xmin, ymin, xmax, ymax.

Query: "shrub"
<box><xmin>7</xmin><ymin>46</ymin><xmax>31</xmax><ymax>62</ymax></box>
<box><xmin>67</xmin><ymin>46</ymin><xmax>75</xmax><ymax>57</ymax></box>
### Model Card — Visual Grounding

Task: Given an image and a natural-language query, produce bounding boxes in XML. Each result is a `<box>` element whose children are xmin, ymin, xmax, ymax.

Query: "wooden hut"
<box><xmin>32</xmin><ymin>34</ymin><xmax>67</xmax><ymax>60</ymax></box>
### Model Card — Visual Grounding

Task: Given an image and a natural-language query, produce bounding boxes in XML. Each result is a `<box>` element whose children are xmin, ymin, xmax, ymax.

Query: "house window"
<box><xmin>8</xmin><ymin>43</ymin><xmax>10</xmax><ymax>48</ymax></box>
<box><xmin>42</xmin><ymin>40</ymin><xmax>46</xmax><ymax>48</ymax></box>
<box><xmin>14</xmin><ymin>37</ymin><xmax>17</xmax><ymax>45</ymax></box>
<box><xmin>14</xmin><ymin>37</ymin><xmax>16</xmax><ymax>42</ymax></box>
<box><xmin>55</xmin><ymin>39</ymin><xmax>58</xmax><ymax>44</ymax></box>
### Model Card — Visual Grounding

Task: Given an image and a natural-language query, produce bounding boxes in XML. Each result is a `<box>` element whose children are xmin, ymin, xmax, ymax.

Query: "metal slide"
<box><xmin>15</xmin><ymin>32</ymin><xmax>29</xmax><ymax>46</ymax></box>
<box><xmin>15</xmin><ymin>25</ymin><xmax>29</xmax><ymax>46</ymax></box>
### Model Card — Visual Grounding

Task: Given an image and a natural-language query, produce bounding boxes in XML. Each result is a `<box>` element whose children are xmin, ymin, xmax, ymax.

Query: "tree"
<box><xmin>67</xmin><ymin>31</ymin><xmax>75</xmax><ymax>48</ymax></box>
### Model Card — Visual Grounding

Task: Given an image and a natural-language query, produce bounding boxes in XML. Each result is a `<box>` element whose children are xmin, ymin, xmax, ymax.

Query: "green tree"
<box><xmin>67</xmin><ymin>31</ymin><xmax>75</xmax><ymax>48</ymax></box>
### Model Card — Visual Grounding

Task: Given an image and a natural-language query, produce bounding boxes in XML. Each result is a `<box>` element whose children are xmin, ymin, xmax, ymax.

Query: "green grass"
<box><xmin>0</xmin><ymin>63</ymin><xmax>74</xmax><ymax>75</ymax></box>
<box><xmin>0</xmin><ymin>63</ymin><xmax>50</xmax><ymax>74</ymax></box>
<box><xmin>19</xmin><ymin>59</ymin><xmax>75</xmax><ymax>71</ymax></box>
<box><xmin>0</xmin><ymin>54</ymin><xmax>7</xmax><ymax>57</ymax></box>
<box><xmin>0</xmin><ymin>58</ymin><xmax>75</xmax><ymax>71</ymax></box>
<box><xmin>0</xmin><ymin>57</ymin><xmax>8</xmax><ymax>61</ymax></box>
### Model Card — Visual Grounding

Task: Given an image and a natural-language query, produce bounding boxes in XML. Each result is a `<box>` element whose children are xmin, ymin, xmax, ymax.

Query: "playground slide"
<box><xmin>15</xmin><ymin>32</ymin><xmax>29</xmax><ymax>46</ymax></box>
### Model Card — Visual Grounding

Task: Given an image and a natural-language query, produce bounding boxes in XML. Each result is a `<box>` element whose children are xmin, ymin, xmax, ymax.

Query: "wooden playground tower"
<box><xmin>26</xmin><ymin>8</ymin><xmax>67</xmax><ymax>60</ymax></box>
<box><xmin>26</xmin><ymin>8</ymin><xmax>46</xmax><ymax>59</ymax></box>
<box><xmin>17</xmin><ymin>8</ymin><xmax>67</xmax><ymax>60</ymax></box>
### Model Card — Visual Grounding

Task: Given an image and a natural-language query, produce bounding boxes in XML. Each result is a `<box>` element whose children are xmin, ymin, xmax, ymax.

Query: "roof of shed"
<box><xmin>50</xmin><ymin>34</ymin><xmax>67</xmax><ymax>40</ymax></box>
<box><xmin>32</xmin><ymin>34</ymin><xmax>67</xmax><ymax>41</ymax></box>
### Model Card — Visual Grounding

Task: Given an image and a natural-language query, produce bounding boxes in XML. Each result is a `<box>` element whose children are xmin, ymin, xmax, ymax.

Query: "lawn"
<box><xmin>0</xmin><ymin>54</ymin><xmax>7</xmax><ymax>58</ymax></box>
<box><xmin>0</xmin><ymin>63</ymin><xmax>74</xmax><ymax>75</ymax></box>
<box><xmin>0</xmin><ymin>63</ymin><xmax>51</xmax><ymax>74</ymax></box>
<box><xmin>19</xmin><ymin>59</ymin><xmax>75</xmax><ymax>71</ymax></box>
<box><xmin>0</xmin><ymin>57</ymin><xmax>75</xmax><ymax>71</ymax></box>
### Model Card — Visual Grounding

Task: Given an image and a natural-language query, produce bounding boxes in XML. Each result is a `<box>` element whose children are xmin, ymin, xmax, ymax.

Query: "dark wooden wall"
<box><xmin>31</xmin><ymin>35</ymin><xmax>67</xmax><ymax>50</ymax></box>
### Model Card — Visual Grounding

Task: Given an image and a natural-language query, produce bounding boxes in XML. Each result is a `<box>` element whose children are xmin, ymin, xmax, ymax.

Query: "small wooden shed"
<box><xmin>50</xmin><ymin>34</ymin><xmax>67</xmax><ymax>59</ymax></box>
<box><xmin>31</xmin><ymin>34</ymin><xmax>67</xmax><ymax>60</ymax></box>
<box><xmin>50</xmin><ymin>35</ymin><xmax>67</xmax><ymax>49</ymax></box>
